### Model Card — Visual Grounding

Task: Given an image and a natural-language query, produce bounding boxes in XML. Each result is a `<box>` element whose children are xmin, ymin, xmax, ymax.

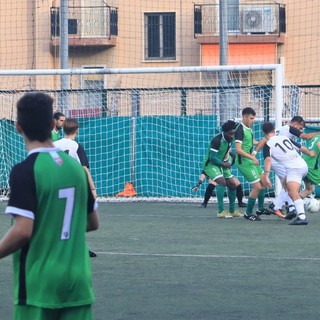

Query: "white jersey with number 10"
<box><xmin>267</xmin><ymin>135</ymin><xmax>307</xmax><ymax>170</ymax></box>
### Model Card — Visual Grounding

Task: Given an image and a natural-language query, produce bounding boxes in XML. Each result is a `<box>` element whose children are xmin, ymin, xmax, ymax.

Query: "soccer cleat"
<box><xmin>268</xmin><ymin>203</ymin><xmax>275</xmax><ymax>211</ymax></box>
<box><xmin>230</xmin><ymin>210</ymin><xmax>243</xmax><ymax>217</ymax></box>
<box><xmin>191</xmin><ymin>184</ymin><xmax>201</xmax><ymax>192</ymax></box>
<box><xmin>273</xmin><ymin>209</ymin><xmax>286</xmax><ymax>219</ymax></box>
<box><xmin>89</xmin><ymin>249</ymin><xmax>97</xmax><ymax>258</ymax></box>
<box><xmin>199</xmin><ymin>202</ymin><xmax>207</xmax><ymax>208</ymax></box>
<box><xmin>289</xmin><ymin>216</ymin><xmax>308</xmax><ymax>225</ymax></box>
<box><xmin>285</xmin><ymin>210</ymin><xmax>297</xmax><ymax>220</ymax></box>
<box><xmin>244</xmin><ymin>213</ymin><xmax>262</xmax><ymax>221</ymax></box>
<box><xmin>238</xmin><ymin>202</ymin><xmax>247</xmax><ymax>208</ymax></box>
<box><xmin>256</xmin><ymin>208</ymin><xmax>273</xmax><ymax>216</ymax></box>
<box><xmin>217</xmin><ymin>210</ymin><xmax>233</xmax><ymax>219</ymax></box>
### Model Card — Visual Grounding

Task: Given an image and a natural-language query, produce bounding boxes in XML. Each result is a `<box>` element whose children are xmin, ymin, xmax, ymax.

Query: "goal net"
<box><xmin>0</xmin><ymin>65</ymin><xmax>284</xmax><ymax>201</ymax></box>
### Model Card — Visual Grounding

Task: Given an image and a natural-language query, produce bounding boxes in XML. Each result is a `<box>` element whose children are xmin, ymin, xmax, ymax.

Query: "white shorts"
<box><xmin>286</xmin><ymin>166</ymin><xmax>308</xmax><ymax>184</ymax></box>
<box><xmin>271</xmin><ymin>160</ymin><xmax>286</xmax><ymax>182</ymax></box>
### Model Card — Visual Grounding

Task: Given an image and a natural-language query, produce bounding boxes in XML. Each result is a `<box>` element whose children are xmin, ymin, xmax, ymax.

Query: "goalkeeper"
<box><xmin>201</xmin><ymin>120</ymin><xmax>242</xmax><ymax>218</ymax></box>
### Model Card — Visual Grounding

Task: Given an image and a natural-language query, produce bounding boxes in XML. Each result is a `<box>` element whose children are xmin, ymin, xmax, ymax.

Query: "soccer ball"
<box><xmin>304</xmin><ymin>198</ymin><xmax>320</xmax><ymax>213</ymax></box>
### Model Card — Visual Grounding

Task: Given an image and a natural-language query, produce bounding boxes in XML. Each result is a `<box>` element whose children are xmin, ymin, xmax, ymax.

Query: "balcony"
<box><xmin>194</xmin><ymin>3</ymin><xmax>286</xmax><ymax>44</ymax></box>
<box><xmin>50</xmin><ymin>5</ymin><xmax>118</xmax><ymax>48</ymax></box>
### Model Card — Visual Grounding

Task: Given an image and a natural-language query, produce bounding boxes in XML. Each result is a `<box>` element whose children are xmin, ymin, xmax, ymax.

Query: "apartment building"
<box><xmin>0</xmin><ymin>0</ymin><xmax>318</xmax><ymax>119</ymax></box>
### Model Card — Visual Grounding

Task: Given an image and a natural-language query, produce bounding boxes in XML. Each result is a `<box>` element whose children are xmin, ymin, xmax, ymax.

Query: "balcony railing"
<box><xmin>50</xmin><ymin>5</ymin><xmax>118</xmax><ymax>47</ymax></box>
<box><xmin>194</xmin><ymin>3</ymin><xmax>286</xmax><ymax>38</ymax></box>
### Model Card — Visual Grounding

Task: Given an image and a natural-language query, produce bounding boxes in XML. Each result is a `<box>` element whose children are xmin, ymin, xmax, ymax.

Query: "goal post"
<box><xmin>0</xmin><ymin>64</ymin><xmax>284</xmax><ymax>201</ymax></box>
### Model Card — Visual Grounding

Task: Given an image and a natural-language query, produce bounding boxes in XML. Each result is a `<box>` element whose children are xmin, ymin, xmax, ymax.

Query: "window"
<box><xmin>81</xmin><ymin>66</ymin><xmax>104</xmax><ymax>110</ymax></box>
<box><xmin>228</xmin><ymin>0</ymin><xmax>240</xmax><ymax>32</ymax></box>
<box><xmin>145</xmin><ymin>13</ymin><xmax>176</xmax><ymax>60</ymax></box>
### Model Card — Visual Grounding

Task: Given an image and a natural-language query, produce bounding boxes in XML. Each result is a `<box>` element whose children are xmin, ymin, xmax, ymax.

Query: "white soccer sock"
<box><xmin>294</xmin><ymin>198</ymin><xmax>306</xmax><ymax>219</ymax></box>
<box><xmin>285</xmin><ymin>192</ymin><xmax>294</xmax><ymax>206</ymax></box>
<box><xmin>274</xmin><ymin>188</ymin><xmax>287</xmax><ymax>210</ymax></box>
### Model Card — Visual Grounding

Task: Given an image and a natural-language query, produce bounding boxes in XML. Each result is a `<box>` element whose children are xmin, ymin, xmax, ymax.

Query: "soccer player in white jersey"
<box><xmin>262</xmin><ymin>122</ymin><xmax>308</xmax><ymax>225</ymax></box>
<box><xmin>255</xmin><ymin>116</ymin><xmax>317</xmax><ymax>218</ymax></box>
<box><xmin>54</xmin><ymin>117</ymin><xmax>98</xmax><ymax>257</ymax></box>
<box><xmin>54</xmin><ymin>118</ymin><xmax>97</xmax><ymax>199</ymax></box>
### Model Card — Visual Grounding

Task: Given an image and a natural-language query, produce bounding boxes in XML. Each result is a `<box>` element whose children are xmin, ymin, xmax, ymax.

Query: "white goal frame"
<box><xmin>0</xmin><ymin>64</ymin><xmax>284</xmax><ymax>201</ymax></box>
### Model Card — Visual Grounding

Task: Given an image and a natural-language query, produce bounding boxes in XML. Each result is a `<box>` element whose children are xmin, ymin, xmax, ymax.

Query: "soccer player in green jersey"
<box><xmin>301</xmin><ymin>134</ymin><xmax>320</xmax><ymax>198</ymax></box>
<box><xmin>202</xmin><ymin>120</ymin><xmax>242</xmax><ymax>218</ymax></box>
<box><xmin>52</xmin><ymin>111</ymin><xmax>65</xmax><ymax>142</ymax></box>
<box><xmin>0</xmin><ymin>92</ymin><xmax>99</xmax><ymax>320</ymax></box>
<box><xmin>234</xmin><ymin>107</ymin><xmax>270</xmax><ymax>221</ymax></box>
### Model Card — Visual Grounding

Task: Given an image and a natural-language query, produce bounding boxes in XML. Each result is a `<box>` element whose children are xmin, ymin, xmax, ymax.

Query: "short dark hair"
<box><xmin>63</xmin><ymin>118</ymin><xmax>79</xmax><ymax>135</ymax></box>
<box><xmin>221</xmin><ymin>120</ymin><xmax>237</xmax><ymax>132</ymax></box>
<box><xmin>291</xmin><ymin>116</ymin><xmax>304</xmax><ymax>124</ymax></box>
<box><xmin>262</xmin><ymin>122</ymin><xmax>275</xmax><ymax>135</ymax></box>
<box><xmin>242</xmin><ymin>107</ymin><xmax>256</xmax><ymax>117</ymax></box>
<box><xmin>17</xmin><ymin>92</ymin><xmax>54</xmax><ymax>142</ymax></box>
<box><xmin>53</xmin><ymin>111</ymin><xmax>65</xmax><ymax>120</ymax></box>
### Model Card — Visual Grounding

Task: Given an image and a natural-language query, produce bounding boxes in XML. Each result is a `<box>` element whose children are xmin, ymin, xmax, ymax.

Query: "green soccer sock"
<box><xmin>257</xmin><ymin>189</ymin><xmax>266</xmax><ymax>211</ymax></box>
<box><xmin>246</xmin><ymin>197</ymin><xmax>256</xmax><ymax>216</ymax></box>
<box><xmin>228</xmin><ymin>188</ymin><xmax>236</xmax><ymax>213</ymax></box>
<box><xmin>216</xmin><ymin>185</ymin><xmax>226</xmax><ymax>213</ymax></box>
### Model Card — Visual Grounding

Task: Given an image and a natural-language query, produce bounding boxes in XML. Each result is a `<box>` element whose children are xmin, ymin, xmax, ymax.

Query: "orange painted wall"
<box><xmin>201</xmin><ymin>44</ymin><xmax>277</xmax><ymax>66</ymax></box>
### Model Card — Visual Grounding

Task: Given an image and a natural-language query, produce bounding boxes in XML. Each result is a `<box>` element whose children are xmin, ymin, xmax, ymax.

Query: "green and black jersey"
<box><xmin>234</xmin><ymin>122</ymin><xmax>254</xmax><ymax>165</ymax></box>
<box><xmin>203</xmin><ymin>133</ymin><xmax>231</xmax><ymax>168</ymax></box>
<box><xmin>5</xmin><ymin>147</ymin><xmax>96</xmax><ymax>308</ymax></box>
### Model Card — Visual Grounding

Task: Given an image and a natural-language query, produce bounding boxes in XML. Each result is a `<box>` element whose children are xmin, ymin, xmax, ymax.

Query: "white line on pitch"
<box><xmin>96</xmin><ymin>251</ymin><xmax>320</xmax><ymax>261</ymax></box>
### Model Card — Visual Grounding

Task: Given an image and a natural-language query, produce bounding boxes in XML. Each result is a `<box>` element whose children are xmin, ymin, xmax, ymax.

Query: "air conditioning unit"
<box><xmin>242</xmin><ymin>7</ymin><xmax>277</xmax><ymax>34</ymax></box>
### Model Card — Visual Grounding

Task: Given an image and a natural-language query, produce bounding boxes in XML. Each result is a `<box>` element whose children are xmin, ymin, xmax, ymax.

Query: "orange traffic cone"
<box><xmin>116</xmin><ymin>182</ymin><xmax>137</xmax><ymax>197</ymax></box>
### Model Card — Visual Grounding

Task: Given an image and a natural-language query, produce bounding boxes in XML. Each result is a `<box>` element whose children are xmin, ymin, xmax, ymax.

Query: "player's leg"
<box><xmin>215</xmin><ymin>176</ymin><xmax>232</xmax><ymax>218</ymax></box>
<box><xmin>60</xmin><ymin>304</ymin><xmax>93</xmax><ymax>320</ymax></box>
<box><xmin>287</xmin><ymin>167</ymin><xmax>309</xmax><ymax>225</ymax></box>
<box><xmin>200</xmin><ymin>181</ymin><xmax>216</xmax><ymax>208</ymax></box>
<box><xmin>237</xmin><ymin>164</ymin><xmax>263</xmax><ymax>221</ymax></box>
<box><xmin>300</xmin><ymin>180</ymin><xmax>315</xmax><ymax>199</ymax></box>
<box><xmin>226</xmin><ymin>176</ymin><xmax>243</xmax><ymax>217</ymax></box>
<box><xmin>200</xmin><ymin>165</ymin><xmax>221</xmax><ymax>208</ymax></box>
<box><xmin>14</xmin><ymin>305</ymin><xmax>59</xmax><ymax>320</ymax></box>
<box><xmin>300</xmin><ymin>171</ymin><xmax>319</xmax><ymax>199</ymax></box>
<box><xmin>233</xmin><ymin>177</ymin><xmax>247</xmax><ymax>207</ymax></box>
<box><xmin>215</xmin><ymin>184</ymin><xmax>226</xmax><ymax>214</ymax></box>
<box><xmin>274</xmin><ymin>188</ymin><xmax>287</xmax><ymax>211</ymax></box>
<box><xmin>272</xmin><ymin>188</ymin><xmax>296</xmax><ymax>219</ymax></box>
<box><xmin>269</xmin><ymin>161</ymin><xmax>288</xmax><ymax>218</ymax></box>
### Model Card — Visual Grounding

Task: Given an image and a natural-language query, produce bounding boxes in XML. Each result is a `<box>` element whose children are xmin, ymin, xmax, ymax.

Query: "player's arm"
<box><xmin>300</xmin><ymin>131</ymin><xmax>320</xmax><ymax>140</ymax></box>
<box><xmin>289</xmin><ymin>126</ymin><xmax>320</xmax><ymax>140</ymax></box>
<box><xmin>209</xmin><ymin>137</ymin><xmax>231</xmax><ymax>168</ymax></box>
<box><xmin>86</xmin><ymin>177</ymin><xmax>99</xmax><ymax>232</ymax></box>
<box><xmin>290</xmin><ymin>139</ymin><xmax>316</xmax><ymax>157</ymax></box>
<box><xmin>0</xmin><ymin>164</ymin><xmax>36</xmax><ymax>259</ymax></box>
<box><xmin>86</xmin><ymin>195</ymin><xmax>99</xmax><ymax>232</ymax></box>
<box><xmin>262</xmin><ymin>144</ymin><xmax>272</xmax><ymax>188</ymax></box>
<box><xmin>235</xmin><ymin>142</ymin><xmax>258</xmax><ymax>164</ymax></box>
<box><xmin>253</xmin><ymin>139</ymin><xmax>259</xmax><ymax>146</ymax></box>
<box><xmin>253</xmin><ymin>137</ymin><xmax>267</xmax><ymax>154</ymax></box>
<box><xmin>0</xmin><ymin>215</ymin><xmax>33</xmax><ymax>259</ymax></box>
<box><xmin>83</xmin><ymin>166</ymin><xmax>97</xmax><ymax>199</ymax></box>
<box><xmin>87</xmin><ymin>210</ymin><xmax>99</xmax><ymax>232</ymax></box>
<box><xmin>78</xmin><ymin>144</ymin><xmax>97</xmax><ymax>198</ymax></box>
